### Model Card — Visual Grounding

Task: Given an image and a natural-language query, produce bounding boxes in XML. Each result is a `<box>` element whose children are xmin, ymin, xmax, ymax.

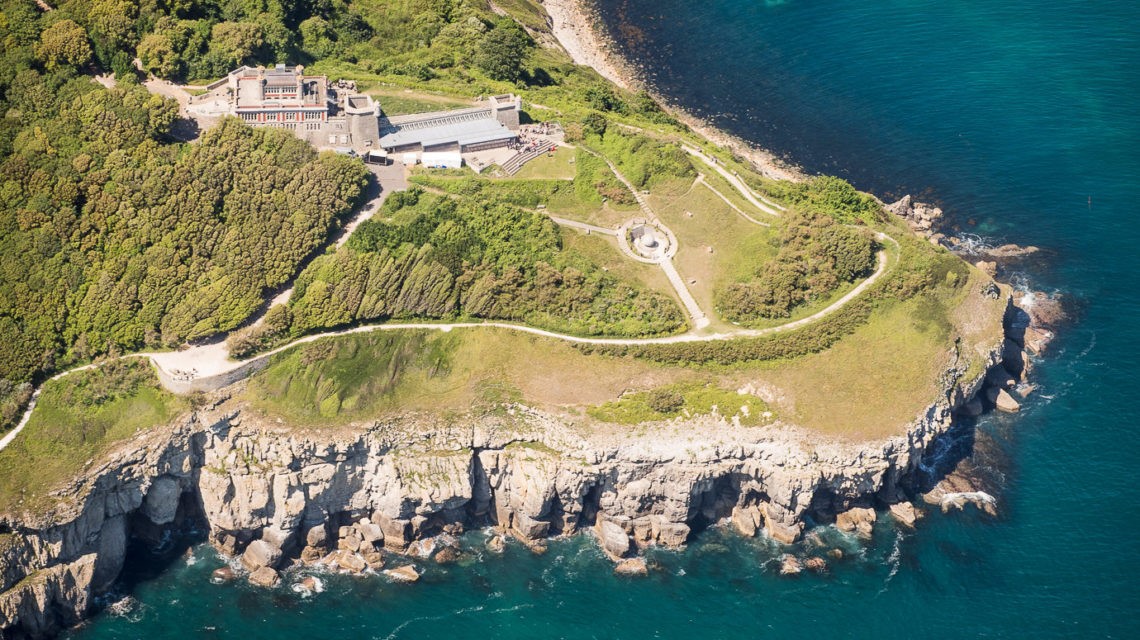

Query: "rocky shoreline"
<box><xmin>0</xmin><ymin>299</ymin><xmax>1026</xmax><ymax>638</ymax></box>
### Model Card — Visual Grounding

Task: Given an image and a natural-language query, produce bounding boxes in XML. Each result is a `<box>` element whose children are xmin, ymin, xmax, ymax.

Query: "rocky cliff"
<box><xmin>0</xmin><ymin>327</ymin><xmax>1004</xmax><ymax>638</ymax></box>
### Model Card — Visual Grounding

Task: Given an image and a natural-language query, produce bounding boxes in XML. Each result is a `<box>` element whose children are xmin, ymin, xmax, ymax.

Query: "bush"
<box><xmin>647</xmin><ymin>388</ymin><xmax>684</xmax><ymax>413</ymax></box>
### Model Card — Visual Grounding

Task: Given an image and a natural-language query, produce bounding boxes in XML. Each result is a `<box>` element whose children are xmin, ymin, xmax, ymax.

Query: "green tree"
<box><xmin>37</xmin><ymin>19</ymin><xmax>92</xmax><ymax>71</ymax></box>
<box><xmin>137</xmin><ymin>33</ymin><xmax>180</xmax><ymax>78</ymax></box>
<box><xmin>475</xmin><ymin>23</ymin><xmax>530</xmax><ymax>82</ymax></box>
<box><xmin>209</xmin><ymin>21</ymin><xmax>263</xmax><ymax>67</ymax></box>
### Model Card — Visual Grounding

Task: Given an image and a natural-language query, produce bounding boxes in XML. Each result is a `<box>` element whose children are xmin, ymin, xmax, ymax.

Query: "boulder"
<box><xmin>434</xmin><ymin>547</ymin><xmax>459</xmax><ymax>564</ymax></box>
<box><xmin>595</xmin><ymin>520</ymin><xmax>631</xmax><ymax>559</ymax></box>
<box><xmin>804</xmin><ymin>557</ymin><xmax>828</xmax><ymax>573</ymax></box>
<box><xmin>338</xmin><ymin>534</ymin><xmax>362</xmax><ymax>553</ymax></box>
<box><xmin>384</xmin><ymin>565</ymin><xmax>420</xmax><ymax>583</ymax></box>
<box><xmin>827</xmin><ymin>548</ymin><xmax>844</xmax><ymax>560</ymax></box>
<box><xmin>654</xmin><ymin>522</ymin><xmax>690</xmax><ymax>547</ymax></box>
<box><xmin>486</xmin><ymin>535</ymin><xmax>507</xmax><ymax>554</ymax></box>
<box><xmin>731</xmin><ymin>505</ymin><xmax>760</xmax><ymax>538</ymax></box>
<box><xmin>889</xmin><ymin>502</ymin><xmax>918</xmax><ymax>528</ymax></box>
<box><xmin>994</xmin><ymin>388</ymin><xmax>1021</xmax><ymax>413</ymax></box>
<box><xmin>299</xmin><ymin>546</ymin><xmax>323</xmax><ymax>564</ymax></box>
<box><xmin>613</xmin><ymin>557</ymin><xmax>649</xmax><ymax>577</ymax></box>
<box><xmin>374</xmin><ymin>514</ymin><xmax>411</xmax><ymax>551</ymax></box>
<box><xmin>407</xmin><ymin>538</ymin><xmax>437</xmax><ymax>560</ymax></box>
<box><xmin>240</xmin><ymin>539</ymin><xmax>282</xmax><ymax>572</ymax></box>
<box><xmin>779</xmin><ymin>554</ymin><xmax>802</xmax><ymax>576</ymax></box>
<box><xmin>142</xmin><ymin>476</ymin><xmax>181</xmax><ymax>526</ymax></box>
<box><xmin>762</xmin><ymin>509</ymin><xmax>802</xmax><ymax>545</ymax></box>
<box><xmin>356</xmin><ymin>521</ymin><xmax>384</xmax><ymax>546</ymax></box>
<box><xmin>248</xmin><ymin>567</ymin><xmax>280</xmax><ymax>588</ymax></box>
<box><xmin>835</xmin><ymin>507</ymin><xmax>876</xmax><ymax>537</ymax></box>
<box><xmin>1023</xmin><ymin>326</ymin><xmax>1054</xmax><ymax>355</ymax></box>
<box><xmin>305</xmin><ymin>524</ymin><xmax>328</xmax><ymax>549</ymax></box>
<box><xmin>363</xmin><ymin>550</ymin><xmax>385</xmax><ymax>571</ymax></box>
<box><xmin>512</xmin><ymin>513</ymin><xmax>550</xmax><ymax>541</ymax></box>
<box><xmin>336</xmin><ymin>552</ymin><xmax>368</xmax><ymax>574</ymax></box>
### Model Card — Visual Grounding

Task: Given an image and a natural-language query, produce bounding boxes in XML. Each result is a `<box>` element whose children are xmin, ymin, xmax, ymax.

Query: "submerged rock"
<box><xmin>486</xmin><ymin>534</ymin><xmax>507</xmax><ymax>554</ymax></box>
<box><xmin>779</xmin><ymin>554</ymin><xmax>802</xmax><ymax>576</ymax></box>
<box><xmin>613</xmin><ymin>557</ymin><xmax>649</xmax><ymax>577</ymax></box>
<box><xmin>383</xmin><ymin>565</ymin><xmax>420</xmax><ymax>583</ymax></box>
<box><xmin>804</xmin><ymin>557</ymin><xmax>828</xmax><ymax>573</ymax></box>
<box><xmin>210</xmin><ymin>567</ymin><xmax>236</xmax><ymax>583</ymax></box>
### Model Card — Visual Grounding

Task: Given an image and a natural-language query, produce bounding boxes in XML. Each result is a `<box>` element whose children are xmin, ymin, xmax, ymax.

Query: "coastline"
<box><xmin>541</xmin><ymin>0</ymin><xmax>807</xmax><ymax>182</ymax></box>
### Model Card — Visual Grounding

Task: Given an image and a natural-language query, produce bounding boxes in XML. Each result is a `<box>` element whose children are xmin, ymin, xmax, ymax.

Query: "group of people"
<box><xmin>168</xmin><ymin>368</ymin><xmax>198</xmax><ymax>382</ymax></box>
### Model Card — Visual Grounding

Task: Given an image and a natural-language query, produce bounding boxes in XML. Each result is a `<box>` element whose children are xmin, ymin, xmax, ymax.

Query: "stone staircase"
<box><xmin>501</xmin><ymin>139</ymin><xmax>552</xmax><ymax>175</ymax></box>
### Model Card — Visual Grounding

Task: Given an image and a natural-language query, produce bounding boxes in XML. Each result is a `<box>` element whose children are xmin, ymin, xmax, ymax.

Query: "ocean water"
<box><xmin>69</xmin><ymin>1</ymin><xmax>1140</xmax><ymax>637</ymax></box>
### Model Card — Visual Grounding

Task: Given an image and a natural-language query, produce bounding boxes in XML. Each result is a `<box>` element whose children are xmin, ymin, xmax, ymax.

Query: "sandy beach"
<box><xmin>541</xmin><ymin>0</ymin><xmax>807</xmax><ymax>182</ymax></box>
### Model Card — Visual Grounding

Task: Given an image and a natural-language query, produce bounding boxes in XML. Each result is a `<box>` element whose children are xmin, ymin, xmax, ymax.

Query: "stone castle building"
<box><xmin>218</xmin><ymin>65</ymin><xmax>380</xmax><ymax>150</ymax></box>
<box><xmin>202</xmin><ymin>67</ymin><xmax>522</xmax><ymax>161</ymax></box>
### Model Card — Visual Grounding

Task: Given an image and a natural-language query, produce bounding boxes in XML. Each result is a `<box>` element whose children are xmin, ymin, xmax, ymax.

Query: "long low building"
<box><xmin>379</xmin><ymin>94</ymin><xmax>521</xmax><ymax>163</ymax></box>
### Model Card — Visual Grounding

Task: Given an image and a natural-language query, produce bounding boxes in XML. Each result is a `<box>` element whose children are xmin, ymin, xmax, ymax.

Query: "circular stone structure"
<box><xmin>627</xmin><ymin>222</ymin><xmax>671</xmax><ymax>261</ymax></box>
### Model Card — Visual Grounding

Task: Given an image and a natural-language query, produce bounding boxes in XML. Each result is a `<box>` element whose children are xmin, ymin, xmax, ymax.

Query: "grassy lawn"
<box><xmin>761</xmin><ymin>268</ymin><xmax>1005</xmax><ymax>440</ymax></box>
<box><xmin>648</xmin><ymin>178</ymin><xmax>778</xmax><ymax>321</ymax></box>
<box><xmin>366</xmin><ymin>87</ymin><xmax>472</xmax><ymax>116</ymax></box>
<box><xmin>244</xmin><ymin>329</ymin><xmax>701</xmax><ymax>427</ymax></box>
<box><xmin>0</xmin><ymin>361</ymin><xmax>187</xmax><ymax>514</ymax></box>
<box><xmin>509</xmin><ymin>147</ymin><xmax>576</xmax><ymax>180</ymax></box>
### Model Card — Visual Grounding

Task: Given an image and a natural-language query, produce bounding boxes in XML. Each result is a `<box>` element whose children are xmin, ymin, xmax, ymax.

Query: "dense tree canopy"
<box><xmin>0</xmin><ymin>79</ymin><xmax>368</xmax><ymax>391</ymax></box>
<box><xmin>284</xmin><ymin>189</ymin><xmax>684</xmax><ymax>338</ymax></box>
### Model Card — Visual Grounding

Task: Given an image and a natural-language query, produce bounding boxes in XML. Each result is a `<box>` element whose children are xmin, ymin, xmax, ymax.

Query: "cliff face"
<box><xmin>0</xmin><ymin>333</ymin><xmax>1000</xmax><ymax>639</ymax></box>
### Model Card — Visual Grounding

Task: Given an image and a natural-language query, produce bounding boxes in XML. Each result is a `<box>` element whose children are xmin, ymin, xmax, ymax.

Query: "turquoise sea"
<box><xmin>69</xmin><ymin>1</ymin><xmax>1140</xmax><ymax>637</ymax></box>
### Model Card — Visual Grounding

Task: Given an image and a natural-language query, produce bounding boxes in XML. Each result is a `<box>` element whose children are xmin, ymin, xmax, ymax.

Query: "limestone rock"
<box><xmin>240</xmin><ymin>539</ymin><xmax>282</xmax><ymax>572</ymax></box>
<box><xmin>804</xmin><ymin>557</ymin><xmax>828</xmax><ymax>573</ymax></box>
<box><xmin>486</xmin><ymin>535</ymin><xmax>507</xmax><ymax>554</ymax></box>
<box><xmin>731</xmin><ymin>505</ymin><xmax>761</xmax><ymax>537</ymax></box>
<box><xmin>889</xmin><ymin>502</ymin><xmax>918</xmax><ymax>528</ymax></box>
<box><xmin>142</xmin><ymin>476</ymin><xmax>181</xmax><ymax>525</ymax></box>
<box><xmin>994</xmin><ymin>389</ymin><xmax>1021</xmax><ymax>413</ymax></box>
<box><xmin>407</xmin><ymin>538</ymin><xmax>437</xmax><ymax>560</ymax></box>
<box><xmin>434</xmin><ymin>547</ymin><xmax>459</xmax><ymax>564</ymax></box>
<box><xmin>305</xmin><ymin>524</ymin><xmax>328</xmax><ymax>549</ymax></box>
<box><xmin>835</xmin><ymin>507</ymin><xmax>876</xmax><ymax>537</ymax></box>
<box><xmin>595</xmin><ymin>519</ymin><xmax>631</xmax><ymax>559</ymax></box>
<box><xmin>779</xmin><ymin>554</ymin><xmax>802</xmax><ymax>576</ymax></box>
<box><xmin>356</xmin><ymin>521</ymin><xmax>384</xmax><ymax>546</ymax></box>
<box><xmin>363</xmin><ymin>550</ymin><xmax>385</xmax><ymax>571</ymax></box>
<box><xmin>384</xmin><ymin>565</ymin><xmax>420</xmax><ymax>583</ymax></box>
<box><xmin>1022</xmin><ymin>326</ymin><xmax>1054</xmax><ymax>355</ymax></box>
<box><xmin>248</xmin><ymin>567</ymin><xmax>280</xmax><ymax>588</ymax></box>
<box><xmin>512</xmin><ymin>513</ymin><xmax>550</xmax><ymax>540</ymax></box>
<box><xmin>613</xmin><ymin>557</ymin><xmax>648</xmax><ymax>577</ymax></box>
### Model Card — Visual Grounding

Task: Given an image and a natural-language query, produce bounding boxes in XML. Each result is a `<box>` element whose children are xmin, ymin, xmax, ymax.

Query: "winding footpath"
<box><xmin>0</xmin><ymin>141</ymin><xmax>898</xmax><ymax>453</ymax></box>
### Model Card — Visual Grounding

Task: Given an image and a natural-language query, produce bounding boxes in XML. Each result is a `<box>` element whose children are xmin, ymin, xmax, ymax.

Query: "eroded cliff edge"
<box><xmin>0</xmin><ymin>319</ymin><xmax>1005</xmax><ymax>638</ymax></box>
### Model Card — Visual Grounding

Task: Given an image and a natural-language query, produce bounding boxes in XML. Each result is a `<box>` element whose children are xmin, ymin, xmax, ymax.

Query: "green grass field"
<box><xmin>0</xmin><ymin>361</ymin><xmax>188</xmax><ymax>514</ymax></box>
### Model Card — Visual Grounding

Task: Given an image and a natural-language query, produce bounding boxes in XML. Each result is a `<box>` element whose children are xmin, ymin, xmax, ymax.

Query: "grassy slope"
<box><xmin>0</xmin><ymin>362</ymin><xmax>187</xmax><ymax>514</ymax></box>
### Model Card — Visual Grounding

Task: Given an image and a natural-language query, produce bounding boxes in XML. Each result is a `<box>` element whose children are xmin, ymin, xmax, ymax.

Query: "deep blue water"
<box><xmin>69</xmin><ymin>1</ymin><xmax>1140</xmax><ymax>637</ymax></box>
